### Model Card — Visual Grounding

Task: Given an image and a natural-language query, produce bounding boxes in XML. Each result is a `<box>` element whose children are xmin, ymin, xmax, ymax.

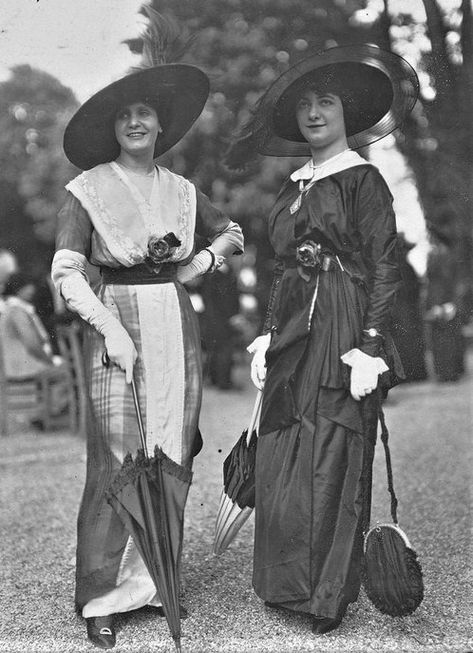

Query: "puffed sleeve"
<box><xmin>51</xmin><ymin>192</ymin><xmax>93</xmax><ymax>293</ymax></box>
<box><xmin>356</xmin><ymin>168</ymin><xmax>401</xmax><ymax>357</ymax></box>
<box><xmin>195</xmin><ymin>188</ymin><xmax>243</xmax><ymax>257</ymax></box>
<box><xmin>51</xmin><ymin>192</ymin><xmax>129</xmax><ymax>338</ymax></box>
<box><xmin>55</xmin><ymin>193</ymin><xmax>93</xmax><ymax>257</ymax></box>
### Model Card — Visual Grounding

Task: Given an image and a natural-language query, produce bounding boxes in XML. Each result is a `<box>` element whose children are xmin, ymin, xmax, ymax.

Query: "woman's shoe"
<box><xmin>312</xmin><ymin>615</ymin><xmax>343</xmax><ymax>635</ymax></box>
<box><xmin>86</xmin><ymin>616</ymin><xmax>116</xmax><ymax>649</ymax></box>
<box><xmin>264</xmin><ymin>601</ymin><xmax>281</xmax><ymax>610</ymax></box>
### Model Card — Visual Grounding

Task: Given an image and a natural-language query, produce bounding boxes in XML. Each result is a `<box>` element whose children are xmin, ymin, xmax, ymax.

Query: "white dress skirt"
<box><xmin>77</xmin><ymin>280</ymin><xmax>202</xmax><ymax>616</ymax></box>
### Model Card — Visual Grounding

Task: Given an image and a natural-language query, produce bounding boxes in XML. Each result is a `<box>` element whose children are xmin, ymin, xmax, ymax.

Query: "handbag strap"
<box><xmin>377</xmin><ymin>391</ymin><xmax>399</xmax><ymax>524</ymax></box>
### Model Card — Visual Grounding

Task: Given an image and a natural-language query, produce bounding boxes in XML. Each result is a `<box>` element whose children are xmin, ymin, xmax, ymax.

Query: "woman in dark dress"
<box><xmin>227</xmin><ymin>44</ymin><xmax>418</xmax><ymax>634</ymax></box>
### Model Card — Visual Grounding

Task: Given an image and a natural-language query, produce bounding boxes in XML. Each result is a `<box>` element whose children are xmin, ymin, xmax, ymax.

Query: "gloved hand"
<box><xmin>176</xmin><ymin>248</ymin><xmax>224</xmax><ymax>285</ymax></box>
<box><xmin>52</xmin><ymin>250</ymin><xmax>138</xmax><ymax>384</ymax></box>
<box><xmin>341</xmin><ymin>348</ymin><xmax>388</xmax><ymax>401</ymax></box>
<box><xmin>103</xmin><ymin>326</ymin><xmax>138</xmax><ymax>384</ymax></box>
<box><xmin>247</xmin><ymin>333</ymin><xmax>271</xmax><ymax>390</ymax></box>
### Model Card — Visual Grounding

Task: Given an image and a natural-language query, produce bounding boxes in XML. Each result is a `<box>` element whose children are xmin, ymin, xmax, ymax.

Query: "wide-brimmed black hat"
<box><xmin>64</xmin><ymin>64</ymin><xmax>209</xmax><ymax>170</ymax></box>
<box><xmin>226</xmin><ymin>44</ymin><xmax>419</xmax><ymax>168</ymax></box>
<box><xmin>63</xmin><ymin>9</ymin><xmax>210</xmax><ymax>170</ymax></box>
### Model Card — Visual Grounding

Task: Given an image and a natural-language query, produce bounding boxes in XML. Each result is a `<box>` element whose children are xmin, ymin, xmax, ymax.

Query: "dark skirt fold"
<box><xmin>253</xmin><ymin>407</ymin><xmax>369</xmax><ymax>618</ymax></box>
<box><xmin>253</xmin><ymin>297</ymin><xmax>379</xmax><ymax>618</ymax></box>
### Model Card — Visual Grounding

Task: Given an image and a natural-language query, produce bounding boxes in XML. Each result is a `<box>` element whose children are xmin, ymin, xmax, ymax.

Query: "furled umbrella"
<box><xmin>105</xmin><ymin>369</ymin><xmax>191</xmax><ymax>652</ymax></box>
<box><xmin>213</xmin><ymin>391</ymin><xmax>262</xmax><ymax>556</ymax></box>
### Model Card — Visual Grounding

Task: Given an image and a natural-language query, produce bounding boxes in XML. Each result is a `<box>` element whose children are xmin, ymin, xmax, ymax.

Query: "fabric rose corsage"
<box><xmin>145</xmin><ymin>232</ymin><xmax>181</xmax><ymax>272</ymax></box>
<box><xmin>296</xmin><ymin>240</ymin><xmax>322</xmax><ymax>282</ymax></box>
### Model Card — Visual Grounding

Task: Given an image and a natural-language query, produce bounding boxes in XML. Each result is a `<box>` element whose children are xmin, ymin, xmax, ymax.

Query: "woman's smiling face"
<box><xmin>295</xmin><ymin>90</ymin><xmax>347</xmax><ymax>154</ymax></box>
<box><xmin>114</xmin><ymin>102</ymin><xmax>162</xmax><ymax>157</ymax></box>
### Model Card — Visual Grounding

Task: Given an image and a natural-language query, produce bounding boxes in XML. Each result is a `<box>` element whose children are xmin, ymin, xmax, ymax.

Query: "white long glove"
<box><xmin>341</xmin><ymin>348</ymin><xmax>388</xmax><ymax>401</ymax></box>
<box><xmin>247</xmin><ymin>333</ymin><xmax>271</xmax><ymax>390</ymax></box>
<box><xmin>177</xmin><ymin>248</ymin><xmax>224</xmax><ymax>285</ymax></box>
<box><xmin>52</xmin><ymin>251</ymin><xmax>137</xmax><ymax>383</ymax></box>
<box><xmin>61</xmin><ymin>274</ymin><xmax>137</xmax><ymax>383</ymax></box>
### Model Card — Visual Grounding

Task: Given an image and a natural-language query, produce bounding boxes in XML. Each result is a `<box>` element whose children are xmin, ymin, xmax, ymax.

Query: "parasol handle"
<box><xmin>130</xmin><ymin>377</ymin><xmax>149</xmax><ymax>458</ymax></box>
<box><xmin>246</xmin><ymin>390</ymin><xmax>263</xmax><ymax>445</ymax></box>
<box><xmin>102</xmin><ymin>351</ymin><xmax>149</xmax><ymax>458</ymax></box>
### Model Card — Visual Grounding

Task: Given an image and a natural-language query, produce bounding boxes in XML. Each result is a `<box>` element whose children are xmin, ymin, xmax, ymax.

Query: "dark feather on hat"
<box><xmin>224</xmin><ymin>95</ymin><xmax>271</xmax><ymax>170</ymax></box>
<box><xmin>129</xmin><ymin>7</ymin><xmax>195</xmax><ymax>70</ymax></box>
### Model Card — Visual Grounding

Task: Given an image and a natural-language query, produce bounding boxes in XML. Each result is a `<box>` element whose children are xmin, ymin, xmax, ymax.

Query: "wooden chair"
<box><xmin>0</xmin><ymin>337</ymin><xmax>76</xmax><ymax>436</ymax></box>
<box><xmin>56</xmin><ymin>320</ymin><xmax>88</xmax><ymax>437</ymax></box>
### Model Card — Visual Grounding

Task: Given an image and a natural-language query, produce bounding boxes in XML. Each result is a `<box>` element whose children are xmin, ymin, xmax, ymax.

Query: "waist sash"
<box><xmin>101</xmin><ymin>262</ymin><xmax>177</xmax><ymax>285</ymax></box>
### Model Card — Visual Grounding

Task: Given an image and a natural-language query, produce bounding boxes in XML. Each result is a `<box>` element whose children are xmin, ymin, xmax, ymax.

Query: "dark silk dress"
<box><xmin>253</xmin><ymin>163</ymin><xmax>403</xmax><ymax>620</ymax></box>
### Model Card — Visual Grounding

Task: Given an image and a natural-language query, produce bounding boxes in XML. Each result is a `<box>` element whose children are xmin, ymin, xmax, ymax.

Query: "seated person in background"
<box><xmin>0</xmin><ymin>272</ymin><xmax>67</xmax><ymax>419</ymax></box>
<box><xmin>0</xmin><ymin>249</ymin><xmax>18</xmax><ymax>311</ymax></box>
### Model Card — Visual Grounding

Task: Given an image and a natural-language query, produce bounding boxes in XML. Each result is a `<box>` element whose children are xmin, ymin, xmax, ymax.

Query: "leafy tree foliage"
<box><xmin>380</xmin><ymin>0</ymin><xmax>473</xmax><ymax>282</ymax></box>
<box><xmin>0</xmin><ymin>65</ymin><xmax>78</xmax><ymax>270</ymax></box>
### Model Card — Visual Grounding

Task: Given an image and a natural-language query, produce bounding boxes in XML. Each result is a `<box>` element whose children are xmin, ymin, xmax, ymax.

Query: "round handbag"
<box><xmin>362</xmin><ymin>398</ymin><xmax>424</xmax><ymax>617</ymax></box>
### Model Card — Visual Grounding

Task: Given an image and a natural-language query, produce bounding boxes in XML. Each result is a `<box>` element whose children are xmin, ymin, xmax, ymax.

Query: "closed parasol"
<box><xmin>105</xmin><ymin>365</ymin><xmax>191</xmax><ymax>652</ymax></box>
<box><xmin>213</xmin><ymin>391</ymin><xmax>262</xmax><ymax>556</ymax></box>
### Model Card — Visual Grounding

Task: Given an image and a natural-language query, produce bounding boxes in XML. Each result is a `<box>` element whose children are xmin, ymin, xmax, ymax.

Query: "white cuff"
<box><xmin>247</xmin><ymin>333</ymin><xmax>271</xmax><ymax>355</ymax></box>
<box><xmin>176</xmin><ymin>249</ymin><xmax>213</xmax><ymax>285</ymax></box>
<box><xmin>341</xmin><ymin>348</ymin><xmax>389</xmax><ymax>374</ymax></box>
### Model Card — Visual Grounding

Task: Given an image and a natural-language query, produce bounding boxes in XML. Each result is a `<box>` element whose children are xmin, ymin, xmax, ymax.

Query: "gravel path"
<box><xmin>1</xmin><ymin>360</ymin><xmax>472</xmax><ymax>653</ymax></box>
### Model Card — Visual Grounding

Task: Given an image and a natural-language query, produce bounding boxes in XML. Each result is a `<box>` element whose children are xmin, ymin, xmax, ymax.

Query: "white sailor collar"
<box><xmin>290</xmin><ymin>149</ymin><xmax>369</xmax><ymax>184</ymax></box>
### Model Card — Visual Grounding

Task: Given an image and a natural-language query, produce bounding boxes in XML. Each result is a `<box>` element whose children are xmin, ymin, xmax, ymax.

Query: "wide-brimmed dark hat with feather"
<box><xmin>64</xmin><ymin>9</ymin><xmax>209</xmax><ymax>171</ymax></box>
<box><xmin>226</xmin><ymin>44</ymin><xmax>419</xmax><ymax>169</ymax></box>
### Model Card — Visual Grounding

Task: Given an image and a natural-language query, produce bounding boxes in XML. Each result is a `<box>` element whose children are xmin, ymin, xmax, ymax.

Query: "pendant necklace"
<box><xmin>290</xmin><ymin>149</ymin><xmax>350</xmax><ymax>215</ymax></box>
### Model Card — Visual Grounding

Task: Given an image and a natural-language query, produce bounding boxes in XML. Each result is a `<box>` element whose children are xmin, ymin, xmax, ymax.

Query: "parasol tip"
<box><xmin>173</xmin><ymin>637</ymin><xmax>182</xmax><ymax>653</ymax></box>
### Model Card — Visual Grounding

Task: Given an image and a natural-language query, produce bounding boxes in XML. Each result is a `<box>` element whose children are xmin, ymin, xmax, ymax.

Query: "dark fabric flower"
<box><xmin>147</xmin><ymin>232</ymin><xmax>181</xmax><ymax>266</ymax></box>
<box><xmin>296</xmin><ymin>241</ymin><xmax>322</xmax><ymax>268</ymax></box>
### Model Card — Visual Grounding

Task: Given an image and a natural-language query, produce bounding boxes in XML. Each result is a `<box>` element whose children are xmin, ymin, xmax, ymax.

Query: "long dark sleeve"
<box><xmin>356</xmin><ymin>169</ymin><xmax>401</xmax><ymax>357</ymax></box>
<box><xmin>262</xmin><ymin>257</ymin><xmax>284</xmax><ymax>334</ymax></box>
<box><xmin>195</xmin><ymin>189</ymin><xmax>243</xmax><ymax>256</ymax></box>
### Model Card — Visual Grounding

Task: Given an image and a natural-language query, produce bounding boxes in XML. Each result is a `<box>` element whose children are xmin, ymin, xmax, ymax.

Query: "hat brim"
<box><xmin>247</xmin><ymin>44</ymin><xmax>419</xmax><ymax>158</ymax></box>
<box><xmin>64</xmin><ymin>64</ymin><xmax>209</xmax><ymax>170</ymax></box>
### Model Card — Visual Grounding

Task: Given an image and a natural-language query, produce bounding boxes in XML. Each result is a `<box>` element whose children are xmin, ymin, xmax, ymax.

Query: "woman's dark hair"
<box><xmin>113</xmin><ymin>94</ymin><xmax>171</xmax><ymax>129</ymax></box>
<box><xmin>296</xmin><ymin>76</ymin><xmax>355</xmax><ymax>110</ymax></box>
<box><xmin>3</xmin><ymin>272</ymin><xmax>36</xmax><ymax>297</ymax></box>
<box><xmin>273</xmin><ymin>62</ymin><xmax>393</xmax><ymax>142</ymax></box>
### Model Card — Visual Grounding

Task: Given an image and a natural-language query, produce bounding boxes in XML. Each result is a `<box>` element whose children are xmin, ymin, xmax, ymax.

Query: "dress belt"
<box><xmin>284</xmin><ymin>254</ymin><xmax>343</xmax><ymax>272</ymax></box>
<box><xmin>101</xmin><ymin>262</ymin><xmax>177</xmax><ymax>285</ymax></box>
